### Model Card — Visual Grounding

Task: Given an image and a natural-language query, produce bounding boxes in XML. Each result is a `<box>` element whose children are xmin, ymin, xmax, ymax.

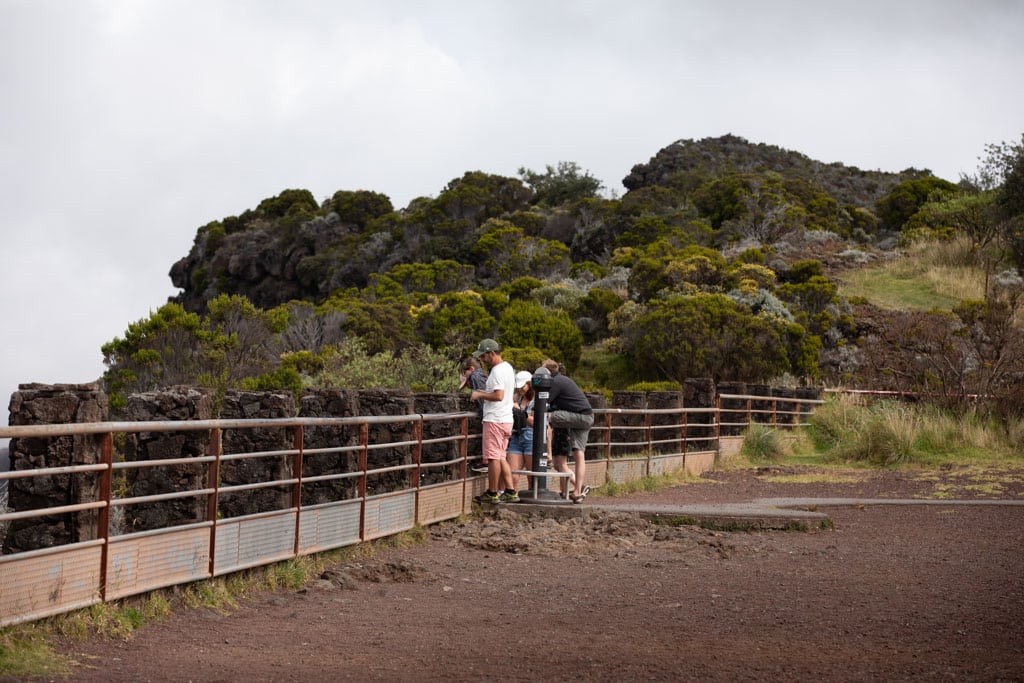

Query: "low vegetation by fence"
<box><xmin>0</xmin><ymin>387</ymin><xmax>822</xmax><ymax>628</ymax></box>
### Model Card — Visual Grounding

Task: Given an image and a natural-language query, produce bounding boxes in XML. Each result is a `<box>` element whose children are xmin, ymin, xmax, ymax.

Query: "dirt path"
<box><xmin>23</xmin><ymin>465</ymin><xmax>1024</xmax><ymax>682</ymax></box>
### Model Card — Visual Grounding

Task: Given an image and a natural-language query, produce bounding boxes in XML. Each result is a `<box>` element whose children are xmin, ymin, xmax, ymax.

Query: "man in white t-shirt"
<box><xmin>469</xmin><ymin>338</ymin><xmax>518</xmax><ymax>503</ymax></box>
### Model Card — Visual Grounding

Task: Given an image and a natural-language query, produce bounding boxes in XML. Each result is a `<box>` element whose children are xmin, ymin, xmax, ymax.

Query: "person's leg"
<box><xmin>552</xmin><ymin>455</ymin><xmax>573</xmax><ymax>496</ymax></box>
<box><xmin>487</xmin><ymin>458</ymin><xmax>501</xmax><ymax>493</ymax></box>
<box><xmin>572</xmin><ymin>449</ymin><xmax>586</xmax><ymax>497</ymax></box>
<box><xmin>481</xmin><ymin>422</ymin><xmax>506</xmax><ymax>496</ymax></box>
<box><xmin>499</xmin><ymin>458</ymin><xmax>515</xmax><ymax>492</ymax></box>
<box><xmin>507</xmin><ymin>452</ymin><xmax>523</xmax><ymax>488</ymax></box>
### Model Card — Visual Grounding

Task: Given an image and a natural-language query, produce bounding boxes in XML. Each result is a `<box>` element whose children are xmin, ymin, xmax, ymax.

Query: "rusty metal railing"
<box><xmin>0</xmin><ymin>392</ymin><xmax>821</xmax><ymax>627</ymax></box>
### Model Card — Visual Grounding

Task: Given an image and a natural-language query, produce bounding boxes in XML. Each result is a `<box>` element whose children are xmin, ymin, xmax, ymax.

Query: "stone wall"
<box><xmin>3</xmin><ymin>383</ymin><xmax>107</xmax><ymax>554</ymax></box>
<box><xmin>297</xmin><ymin>388</ymin><xmax>361</xmax><ymax>505</ymax></box>
<box><xmin>218</xmin><ymin>390</ymin><xmax>296</xmax><ymax>519</ymax></box>
<box><xmin>122</xmin><ymin>387</ymin><xmax>213</xmax><ymax>532</ymax></box>
<box><xmin>610</xmin><ymin>391</ymin><xmax>646</xmax><ymax>455</ymax></box>
<box><xmin>413</xmin><ymin>393</ymin><xmax>463</xmax><ymax>485</ymax></box>
<box><xmin>683</xmin><ymin>378</ymin><xmax>718</xmax><ymax>451</ymax></box>
<box><xmin>358</xmin><ymin>389</ymin><xmax>415</xmax><ymax>495</ymax></box>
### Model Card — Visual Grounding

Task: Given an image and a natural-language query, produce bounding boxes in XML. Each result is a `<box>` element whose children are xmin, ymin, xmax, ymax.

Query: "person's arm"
<box><xmin>471</xmin><ymin>388</ymin><xmax>504</xmax><ymax>402</ymax></box>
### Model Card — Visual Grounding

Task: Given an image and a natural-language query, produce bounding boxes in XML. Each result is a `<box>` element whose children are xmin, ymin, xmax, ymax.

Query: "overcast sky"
<box><xmin>1</xmin><ymin>0</ymin><xmax>1022</xmax><ymax>417</ymax></box>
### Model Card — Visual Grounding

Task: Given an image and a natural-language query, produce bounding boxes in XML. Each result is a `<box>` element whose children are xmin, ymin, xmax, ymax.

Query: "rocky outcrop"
<box><xmin>622</xmin><ymin>134</ymin><xmax>923</xmax><ymax>207</ymax></box>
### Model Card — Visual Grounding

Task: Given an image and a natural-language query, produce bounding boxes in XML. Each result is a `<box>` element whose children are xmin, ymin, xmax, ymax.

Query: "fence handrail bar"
<box><xmin>593</xmin><ymin>407</ymin><xmax>718</xmax><ymax>416</ymax></box>
<box><xmin>716</xmin><ymin>393</ymin><xmax>827</xmax><ymax>403</ymax></box>
<box><xmin>294</xmin><ymin>471</ymin><xmax>363</xmax><ymax>485</ymax></box>
<box><xmin>0</xmin><ymin>463</ymin><xmax>109</xmax><ymax>480</ymax></box>
<box><xmin>418</xmin><ymin>455</ymin><xmax>466</xmax><ymax>468</ymax></box>
<box><xmin>0</xmin><ymin>500</ymin><xmax>107</xmax><ymax>523</ymax></box>
<box><xmin>0</xmin><ymin>412</ymin><xmax>478</xmax><ymax>439</ymax></box>
<box><xmin>110</xmin><ymin>488</ymin><xmax>218</xmax><ymax>508</ymax></box>
<box><xmin>111</xmin><ymin>456</ymin><xmax>218</xmax><ymax>470</ymax></box>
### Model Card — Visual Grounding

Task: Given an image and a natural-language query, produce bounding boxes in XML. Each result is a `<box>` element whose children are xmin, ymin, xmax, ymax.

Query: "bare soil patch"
<box><xmin>21</xmin><ymin>465</ymin><xmax>1024</xmax><ymax>682</ymax></box>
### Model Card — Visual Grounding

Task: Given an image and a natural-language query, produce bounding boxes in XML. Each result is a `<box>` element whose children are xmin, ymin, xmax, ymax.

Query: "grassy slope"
<box><xmin>836</xmin><ymin>239</ymin><xmax>986</xmax><ymax>311</ymax></box>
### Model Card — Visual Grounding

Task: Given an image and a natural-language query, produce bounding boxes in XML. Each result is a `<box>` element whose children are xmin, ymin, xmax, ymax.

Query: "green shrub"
<box><xmin>498</xmin><ymin>300</ymin><xmax>583</xmax><ymax>371</ymax></box>
<box><xmin>626</xmin><ymin>381</ymin><xmax>681</xmax><ymax>392</ymax></box>
<box><xmin>740</xmin><ymin>423</ymin><xmax>784</xmax><ymax>462</ymax></box>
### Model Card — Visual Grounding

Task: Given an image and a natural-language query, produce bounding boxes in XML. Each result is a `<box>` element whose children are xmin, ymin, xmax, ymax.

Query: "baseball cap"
<box><xmin>514</xmin><ymin>370</ymin><xmax>532</xmax><ymax>389</ymax></box>
<box><xmin>472</xmin><ymin>338</ymin><xmax>501</xmax><ymax>358</ymax></box>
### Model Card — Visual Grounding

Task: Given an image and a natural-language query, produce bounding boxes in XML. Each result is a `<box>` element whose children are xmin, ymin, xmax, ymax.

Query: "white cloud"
<box><xmin>1</xmin><ymin>0</ymin><xmax>1022</xmax><ymax>414</ymax></box>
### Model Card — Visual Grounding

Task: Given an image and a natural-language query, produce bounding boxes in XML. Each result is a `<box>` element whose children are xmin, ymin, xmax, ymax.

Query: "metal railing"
<box><xmin>0</xmin><ymin>392</ymin><xmax>822</xmax><ymax>627</ymax></box>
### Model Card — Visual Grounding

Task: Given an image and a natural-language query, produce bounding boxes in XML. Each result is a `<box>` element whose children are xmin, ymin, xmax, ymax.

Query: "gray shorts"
<box><xmin>548</xmin><ymin>410</ymin><xmax>594</xmax><ymax>455</ymax></box>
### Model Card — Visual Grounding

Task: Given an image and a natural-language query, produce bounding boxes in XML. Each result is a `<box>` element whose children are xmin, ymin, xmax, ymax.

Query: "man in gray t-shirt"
<box><xmin>542</xmin><ymin>359</ymin><xmax>594</xmax><ymax>503</ymax></box>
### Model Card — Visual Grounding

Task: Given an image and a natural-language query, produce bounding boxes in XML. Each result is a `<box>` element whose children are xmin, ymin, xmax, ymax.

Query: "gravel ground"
<box><xmin>17</xmin><ymin>463</ymin><xmax>1024</xmax><ymax>682</ymax></box>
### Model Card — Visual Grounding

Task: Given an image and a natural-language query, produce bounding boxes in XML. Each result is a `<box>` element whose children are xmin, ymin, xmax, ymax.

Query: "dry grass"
<box><xmin>838</xmin><ymin>238</ymin><xmax>986</xmax><ymax>311</ymax></box>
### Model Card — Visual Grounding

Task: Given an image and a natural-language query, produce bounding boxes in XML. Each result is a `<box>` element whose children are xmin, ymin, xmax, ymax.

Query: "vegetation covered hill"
<box><xmin>103</xmin><ymin>134</ymin><xmax>1024</xmax><ymax>421</ymax></box>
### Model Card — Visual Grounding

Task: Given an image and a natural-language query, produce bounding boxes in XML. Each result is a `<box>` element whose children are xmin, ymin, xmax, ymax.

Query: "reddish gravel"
<box><xmin>22</xmin><ymin>463</ymin><xmax>1024</xmax><ymax>682</ymax></box>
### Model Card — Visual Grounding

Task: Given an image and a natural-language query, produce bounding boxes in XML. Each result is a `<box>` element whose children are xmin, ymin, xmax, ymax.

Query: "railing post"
<box><xmin>291</xmin><ymin>425</ymin><xmax>304</xmax><ymax>556</ymax></box>
<box><xmin>206</xmin><ymin>427</ymin><xmax>222</xmax><ymax>578</ymax></box>
<box><xmin>358</xmin><ymin>421</ymin><xmax>368</xmax><ymax>542</ymax></box>
<box><xmin>97</xmin><ymin>431</ymin><xmax>114</xmax><ymax>601</ymax></box>
<box><xmin>715</xmin><ymin>395</ymin><xmax>722</xmax><ymax>445</ymax></box>
<box><xmin>644</xmin><ymin>413</ymin><xmax>652</xmax><ymax>477</ymax></box>
<box><xmin>459</xmin><ymin>415</ymin><xmax>469</xmax><ymax>515</ymax></box>
<box><xmin>682</xmin><ymin>410</ymin><xmax>688</xmax><ymax>457</ymax></box>
<box><xmin>603</xmin><ymin>412</ymin><xmax>612</xmax><ymax>461</ymax></box>
<box><xmin>413</xmin><ymin>418</ymin><xmax>423</xmax><ymax>526</ymax></box>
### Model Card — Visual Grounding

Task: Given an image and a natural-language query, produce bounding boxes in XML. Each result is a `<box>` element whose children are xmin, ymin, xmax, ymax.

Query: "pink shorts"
<box><xmin>482</xmin><ymin>421</ymin><xmax>513</xmax><ymax>462</ymax></box>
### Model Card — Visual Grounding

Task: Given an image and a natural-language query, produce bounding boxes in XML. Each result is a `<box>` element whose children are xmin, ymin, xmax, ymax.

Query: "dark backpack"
<box><xmin>512</xmin><ymin>407</ymin><xmax>529</xmax><ymax>434</ymax></box>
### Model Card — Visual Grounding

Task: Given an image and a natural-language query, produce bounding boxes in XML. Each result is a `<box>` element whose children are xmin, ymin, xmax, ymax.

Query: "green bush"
<box><xmin>328</xmin><ymin>189</ymin><xmax>394</xmax><ymax>228</ymax></box>
<box><xmin>625</xmin><ymin>381</ymin><xmax>681</xmax><ymax>392</ymax></box>
<box><xmin>498</xmin><ymin>300</ymin><xmax>583</xmax><ymax>371</ymax></box>
<box><xmin>618</xmin><ymin>293</ymin><xmax>790</xmax><ymax>384</ymax></box>
<box><xmin>740</xmin><ymin>423</ymin><xmax>784</xmax><ymax>462</ymax></box>
<box><xmin>256</xmin><ymin>188</ymin><xmax>318</xmax><ymax>218</ymax></box>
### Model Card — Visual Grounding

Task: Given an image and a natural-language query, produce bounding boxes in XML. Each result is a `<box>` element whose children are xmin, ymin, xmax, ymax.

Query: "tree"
<box><xmin>874</xmin><ymin>177</ymin><xmax>958</xmax><ymax>231</ymax></box>
<box><xmin>910</xmin><ymin>191</ymin><xmax>1000</xmax><ymax>261</ymax></box>
<box><xmin>617</xmin><ymin>293</ymin><xmax>790</xmax><ymax>383</ymax></box>
<box><xmin>256</xmin><ymin>188</ymin><xmax>318</xmax><ymax>218</ymax></box>
<box><xmin>328</xmin><ymin>190</ymin><xmax>394</xmax><ymax>228</ymax></box>
<box><xmin>419</xmin><ymin>292</ymin><xmax>496</xmax><ymax>349</ymax></box>
<box><xmin>497</xmin><ymin>300</ymin><xmax>583</xmax><ymax>371</ymax></box>
<box><xmin>101</xmin><ymin>303</ymin><xmax>209</xmax><ymax>408</ymax></box>
<box><xmin>436</xmin><ymin>171</ymin><xmax>533</xmax><ymax>222</ymax></box>
<box><xmin>518</xmin><ymin>161</ymin><xmax>604</xmax><ymax>207</ymax></box>
<box><xmin>471</xmin><ymin>220</ymin><xmax>571</xmax><ymax>287</ymax></box>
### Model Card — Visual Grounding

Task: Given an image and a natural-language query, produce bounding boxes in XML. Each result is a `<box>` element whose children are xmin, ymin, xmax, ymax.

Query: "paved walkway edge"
<box><xmin>495</xmin><ymin>497</ymin><xmax>1024</xmax><ymax>531</ymax></box>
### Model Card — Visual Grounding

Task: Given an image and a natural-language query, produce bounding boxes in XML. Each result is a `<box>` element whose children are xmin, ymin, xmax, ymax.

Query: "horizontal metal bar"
<box><xmin>217</xmin><ymin>479</ymin><xmax>299</xmax><ymax>494</ymax></box>
<box><xmin>0</xmin><ymin>412</ymin><xmax>478</xmax><ymax>439</ymax></box>
<box><xmin>0</xmin><ymin>500</ymin><xmax>107</xmax><ymax>522</ymax></box>
<box><xmin>111</xmin><ymin>456</ymin><xmax>216</xmax><ymax>470</ymax></box>
<box><xmin>0</xmin><ymin>463</ymin><xmax>108</xmax><ymax>480</ymax></box>
<box><xmin>219</xmin><ymin>449</ymin><xmax>298</xmax><ymax>462</ymax></box>
<box><xmin>0</xmin><ymin>538</ymin><xmax>105</xmax><ymax>565</ymax></box>
<box><xmin>110</xmin><ymin>488</ymin><xmax>217</xmax><ymax>507</ymax></box>
<box><xmin>110</xmin><ymin>520</ymin><xmax>213</xmax><ymax>541</ymax></box>
<box><xmin>418</xmin><ymin>456</ymin><xmax>466</xmax><ymax>468</ymax></box>
<box><xmin>299</xmin><ymin>471</ymin><xmax>363</xmax><ymax>484</ymax></box>
<box><xmin>718</xmin><ymin>393</ymin><xmax>825</xmax><ymax>404</ymax></box>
